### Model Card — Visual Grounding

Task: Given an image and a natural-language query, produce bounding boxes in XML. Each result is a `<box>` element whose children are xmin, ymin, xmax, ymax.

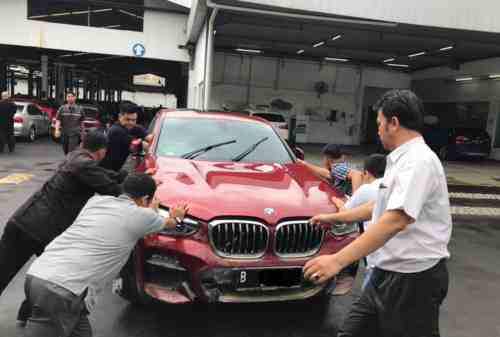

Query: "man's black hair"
<box><xmin>363</xmin><ymin>154</ymin><xmax>386</xmax><ymax>179</ymax></box>
<box><xmin>82</xmin><ymin>130</ymin><xmax>108</xmax><ymax>152</ymax></box>
<box><xmin>66</xmin><ymin>92</ymin><xmax>76</xmax><ymax>96</ymax></box>
<box><xmin>374</xmin><ymin>89</ymin><xmax>424</xmax><ymax>132</ymax></box>
<box><xmin>120</xmin><ymin>102</ymin><xmax>141</xmax><ymax>115</ymax></box>
<box><xmin>321</xmin><ymin>143</ymin><xmax>347</xmax><ymax>159</ymax></box>
<box><xmin>123</xmin><ymin>173</ymin><xmax>157</xmax><ymax>200</ymax></box>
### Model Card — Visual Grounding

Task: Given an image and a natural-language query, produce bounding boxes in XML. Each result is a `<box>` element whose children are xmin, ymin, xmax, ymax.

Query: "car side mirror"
<box><xmin>294</xmin><ymin>147</ymin><xmax>305</xmax><ymax>160</ymax></box>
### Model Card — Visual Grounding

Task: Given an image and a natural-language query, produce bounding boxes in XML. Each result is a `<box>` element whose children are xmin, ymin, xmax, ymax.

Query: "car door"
<box><xmin>27</xmin><ymin>104</ymin><xmax>41</xmax><ymax>133</ymax></box>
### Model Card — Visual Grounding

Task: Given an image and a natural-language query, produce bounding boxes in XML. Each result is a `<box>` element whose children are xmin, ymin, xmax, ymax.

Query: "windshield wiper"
<box><xmin>232</xmin><ymin>137</ymin><xmax>269</xmax><ymax>162</ymax></box>
<box><xmin>181</xmin><ymin>140</ymin><xmax>237</xmax><ymax>160</ymax></box>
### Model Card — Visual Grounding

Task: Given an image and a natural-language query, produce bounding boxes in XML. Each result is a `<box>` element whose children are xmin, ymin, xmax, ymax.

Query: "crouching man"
<box><xmin>22</xmin><ymin>173</ymin><xmax>188</xmax><ymax>337</ymax></box>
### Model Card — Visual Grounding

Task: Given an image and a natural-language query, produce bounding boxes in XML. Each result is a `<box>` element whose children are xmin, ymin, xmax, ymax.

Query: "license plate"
<box><xmin>235</xmin><ymin>270</ymin><xmax>260</xmax><ymax>288</ymax></box>
<box><xmin>234</xmin><ymin>268</ymin><xmax>302</xmax><ymax>289</ymax></box>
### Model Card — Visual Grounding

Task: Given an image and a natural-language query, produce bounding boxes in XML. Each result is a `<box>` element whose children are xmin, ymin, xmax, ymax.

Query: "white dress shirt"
<box><xmin>370</xmin><ymin>137</ymin><xmax>452</xmax><ymax>273</ymax></box>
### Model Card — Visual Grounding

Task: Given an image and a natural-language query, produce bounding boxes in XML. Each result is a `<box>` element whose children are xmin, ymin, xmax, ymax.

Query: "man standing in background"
<box><xmin>55</xmin><ymin>92</ymin><xmax>84</xmax><ymax>154</ymax></box>
<box><xmin>0</xmin><ymin>91</ymin><xmax>17</xmax><ymax>153</ymax></box>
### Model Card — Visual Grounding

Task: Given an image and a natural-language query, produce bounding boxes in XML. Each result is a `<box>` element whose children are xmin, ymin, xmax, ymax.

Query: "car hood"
<box><xmin>153</xmin><ymin>157</ymin><xmax>341</xmax><ymax>224</ymax></box>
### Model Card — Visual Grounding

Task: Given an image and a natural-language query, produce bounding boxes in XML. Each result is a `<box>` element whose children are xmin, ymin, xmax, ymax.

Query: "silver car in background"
<box><xmin>13</xmin><ymin>101</ymin><xmax>51</xmax><ymax>142</ymax></box>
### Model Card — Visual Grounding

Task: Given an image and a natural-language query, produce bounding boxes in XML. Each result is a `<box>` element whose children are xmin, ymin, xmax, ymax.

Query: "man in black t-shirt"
<box><xmin>100</xmin><ymin>102</ymin><xmax>150</xmax><ymax>172</ymax></box>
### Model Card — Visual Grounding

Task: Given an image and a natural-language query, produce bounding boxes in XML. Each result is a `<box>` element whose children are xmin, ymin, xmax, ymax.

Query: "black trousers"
<box><xmin>0</xmin><ymin>130</ymin><xmax>15</xmax><ymax>153</ymax></box>
<box><xmin>23</xmin><ymin>276</ymin><xmax>91</xmax><ymax>337</ymax></box>
<box><xmin>62</xmin><ymin>135</ymin><xmax>80</xmax><ymax>155</ymax></box>
<box><xmin>0</xmin><ymin>222</ymin><xmax>44</xmax><ymax>320</ymax></box>
<box><xmin>339</xmin><ymin>259</ymin><xmax>449</xmax><ymax>337</ymax></box>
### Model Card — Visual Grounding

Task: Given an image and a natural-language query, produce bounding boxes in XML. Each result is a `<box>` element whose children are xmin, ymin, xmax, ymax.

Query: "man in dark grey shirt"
<box><xmin>23</xmin><ymin>173</ymin><xmax>188</xmax><ymax>337</ymax></box>
<box><xmin>55</xmin><ymin>92</ymin><xmax>84</xmax><ymax>154</ymax></box>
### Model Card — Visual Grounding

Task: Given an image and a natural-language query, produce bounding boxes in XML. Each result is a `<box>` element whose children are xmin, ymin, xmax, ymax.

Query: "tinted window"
<box><xmin>253</xmin><ymin>113</ymin><xmax>285</xmax><ymax>123</ymax></box>
<box><xmin>15</xmin><ymin>105</ymin><xmax>25</xmax><ymax>113</ymax></box>
<box><xmin>27</xmin><ymin>105</ymin><xmax>41</xmax><ymax>116</ymax></box>
<box><xmin>156</xmin><ymin>118</ymin><xmax>292</xmax><ymax>164</ymax></box>
<box><xmin>83</xmin><ymin>108</ymin><xmax>99</xmax><ymax>119</ymax></box>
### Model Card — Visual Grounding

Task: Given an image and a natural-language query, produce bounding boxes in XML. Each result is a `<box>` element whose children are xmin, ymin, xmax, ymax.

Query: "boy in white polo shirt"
<box><xmin>305</xmin><ymin>90</ymin><xmax>452</xmax><ymax>337</ymax></box>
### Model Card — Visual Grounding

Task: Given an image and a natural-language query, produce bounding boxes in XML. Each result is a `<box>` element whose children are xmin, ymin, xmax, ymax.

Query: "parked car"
<box><xmin>115</xmin><ymin>109</ymin><xmax>359</xmax><ymax>308</ymax></box>
<box><xmin>79</xmin><ymin>103</ymin><xmax>108</xmax><ymax>137</ymax></box>
<box><xmin>424</xmin><ymin>126</ymin><xmax>491</xmax><ymax>160</ymax></box>
<box><xmin>242</xmin><ymin>110</ymin><xmax>289</xmax><ymax>140</ymax></box>
<box><xmin>13</xmin><ymin>101</ymin><xmax>51</xmax><ymax>141</ymax></box>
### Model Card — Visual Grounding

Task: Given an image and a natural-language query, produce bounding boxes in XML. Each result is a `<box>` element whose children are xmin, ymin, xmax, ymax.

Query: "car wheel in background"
<box><xmin>28</xmin><ymin>127</ymin><xmax>36</xmax><ymax>142</ymax></box>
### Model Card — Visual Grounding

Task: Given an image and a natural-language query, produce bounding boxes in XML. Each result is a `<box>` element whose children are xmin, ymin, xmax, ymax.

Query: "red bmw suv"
<box><xmin>116</xmin><ymin>109</ymin><xmax>359</xmax><ymax>306</ymax></box>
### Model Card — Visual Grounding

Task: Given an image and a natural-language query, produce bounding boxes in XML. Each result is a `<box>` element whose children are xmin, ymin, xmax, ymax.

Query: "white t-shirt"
<box><xmin>370</xmin><ymin>137</ymin><xmax>452</xmax><ymax>273</ymax></box>
<box><xmin>344</xmin><ymin>178</ymin><xmax>381</xmax><ymax>267</ymax></box>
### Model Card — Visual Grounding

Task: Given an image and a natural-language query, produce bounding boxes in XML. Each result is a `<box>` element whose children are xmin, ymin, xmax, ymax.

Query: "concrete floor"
<box><xmin>1</xmin><ymin>139</ymin><xmax>499</xmax><ymax>337</ymax></box>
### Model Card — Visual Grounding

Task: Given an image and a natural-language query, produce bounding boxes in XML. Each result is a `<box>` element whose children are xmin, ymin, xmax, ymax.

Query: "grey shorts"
<box><xmin>23</xmin><ymin>276</ymin><xmax>91</xmax><ymax>337</ymax></box>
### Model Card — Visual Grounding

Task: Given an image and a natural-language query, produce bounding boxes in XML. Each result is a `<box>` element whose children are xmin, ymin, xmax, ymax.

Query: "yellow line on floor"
<box><xmin>0</xmin><ymin>173</ymin><xmax>34</xmax><ymax>185</ymax></box>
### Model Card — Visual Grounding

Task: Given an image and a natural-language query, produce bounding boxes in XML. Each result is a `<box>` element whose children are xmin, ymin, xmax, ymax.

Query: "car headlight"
<box><xmin>157</xmin><ymin>207</ymin><xmax>201</xmax><ymax>237</ymax></box>
<box><xmin>329</xmin><ymin>223</ymin><xmax>359</xmax><ymax>236</ymax></box>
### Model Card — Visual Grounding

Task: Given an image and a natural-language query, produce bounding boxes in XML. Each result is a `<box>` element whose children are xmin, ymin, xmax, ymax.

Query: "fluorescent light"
<box><xmin>92</xmin><ymin>9</ymin><xmax>114</xmax><ymax>13</ymax></box>
<box><xmin>455</xmin><ymin>77</ymin><xmax>473</xmax><ymax>82</ymax></box>
<box><xmin>331</xmin><ymin>34</ymin><xmax>342</xmax><ymax>41</ymax></box>
<box><xmin>104</xmin><ymin>25</ymin><xmax>121</xmax><ymax>28</ymax></box>
<box><xmin>387</xmin><ymin>63</ymin><xmax>409</xmax><ymax>68</ymax></box>
<box><xmin>325</xmin><ymin>57</ymin><xmax>349</xmax><ymax>62</ymax></box>
<box><xmin>119</xmin><ymin>9</ymin><xmax>143</xmax><ymax>19</ymax></box>
<box><xmin>408</xmin><ymin>51</ymin><xmax>426</xmax><ymax>58</ymax></box>
<box><xmin>235</xmin><ymin>48</ymin><xmax>262</xmax><ymax>54</ymax></box>
<box><xmin>297</xmin><ymin>49</ymin><xmax>305</xmax><ymax>54</ymax></box>
<box><xmin>313</xmin><ymin>41</ymin><xmax>325</xmax><ymax>48</ymax></box>
<box><xmin>29</xmin><ymin>8</ymin><xmax>113</xmax><ymax>19</ymax></box>
<box><xmin>439</xmin><ymin>46</ymin><xmax>454</xmax><ymax>51</ymax></box>
<box><xmin>383</xmin><ymin>58</ymin><xmax>395</xmax><ymax>63</ymax></box>
<box><xmin>489</xmin><ymin>74</ymin><xmax>500</xmax><ymax>79</ymax></box>
<box><xmin>59</xmin><ymin>53</ymin><xmax>88</xmax><ymax>58</ymax></box>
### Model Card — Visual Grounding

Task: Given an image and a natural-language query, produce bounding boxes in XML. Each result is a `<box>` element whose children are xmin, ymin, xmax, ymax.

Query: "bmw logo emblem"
<box><xmin>264</xmin><ymin>208</ymin><xmax>275</xmax><ymax>215</ymax></box>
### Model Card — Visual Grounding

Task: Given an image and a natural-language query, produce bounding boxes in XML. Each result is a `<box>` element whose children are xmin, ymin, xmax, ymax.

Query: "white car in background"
<box><xmin>243</xmin><ymin>110</ymin><xmax>289</xmax><ymax>140</ymax></box>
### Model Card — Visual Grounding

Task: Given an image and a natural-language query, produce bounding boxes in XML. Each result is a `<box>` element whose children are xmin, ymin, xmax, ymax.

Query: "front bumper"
<box><xmin>136</xmin><ymin>231</ymin><xmax>356</xmax><ymax>304</ymax></box>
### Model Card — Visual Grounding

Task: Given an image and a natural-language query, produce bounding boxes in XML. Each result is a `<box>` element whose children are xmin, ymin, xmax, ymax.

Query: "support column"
<box><xmin>203</xmin><ymin>8</ymin><xmax>218</xmax><ymax>110</ymax></box>
<box><xmin>41</xmin><ymin>55</ymin><xmax>48</xmax><ymax>99</ymax></box>
<box><xmin>28</xmin><ymin>67</ymin><xmax>34</xmax><ymax>97</ymax></box>
<box><xmin>0</xmin><ymin>60</ymin><xmax>7</xmax><ymax>93</ymax></box>
<box><xmin>9</xmin><ymin>70</ymin><xmax>15</xmax><ymax>97</ymax></box>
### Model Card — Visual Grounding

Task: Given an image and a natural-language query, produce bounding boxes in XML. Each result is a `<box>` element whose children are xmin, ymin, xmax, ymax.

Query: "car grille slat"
<box><xmin>209</xmin><ymin>220</ymin><xmax>268</xmax><ymax>258</ymax></box>
<box><xmin>275</xmin><ymin>221</ymin><xmax>325</xmax><ymax>257</ymax></box>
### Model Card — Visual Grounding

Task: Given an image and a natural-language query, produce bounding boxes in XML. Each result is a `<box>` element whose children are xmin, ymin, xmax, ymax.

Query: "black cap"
<box><xmin>321</xmin><ymin>143</ymin><xmax>348</xmax><ymax>159</ymax></box>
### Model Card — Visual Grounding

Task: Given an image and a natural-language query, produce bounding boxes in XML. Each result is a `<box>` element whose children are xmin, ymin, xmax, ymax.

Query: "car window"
<box><xmin>27</xmin><ymin>105</ymin><xmax>41</xmax><ymax>116</ymax></box>
<box><xmin>156</xmin><ymin>117</ymin><xmax>293</xmax><ymax>164</ymax></box>
<box><xmin>83</xmin><ymin>108</ymin><xmax>99</xmax><ymax>119</ymax></box>
<box><xmin>252</xmin><ymin>113</ymin><xmax>285</xmax><ymax>123</ymax></box>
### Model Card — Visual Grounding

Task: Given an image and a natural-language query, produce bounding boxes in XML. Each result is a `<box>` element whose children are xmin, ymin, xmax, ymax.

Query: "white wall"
<box><xmin>187</xmin><ymin>21</ymin><xmax>208</xmax><ymax>109</ymax></box>
<box><xmin>236</xmin><ymin>0</ymin><xmax>500</xmax><ymax>33</ymax></box>
<box><xmin>0</xmin><ymin>0</ymin><xmax>189</xmax><ymax>62</ymax></box>
<box><xmin>210</xmin><ymin>52</ymin><xmax>411</xmax><ymax>145</ymax></box>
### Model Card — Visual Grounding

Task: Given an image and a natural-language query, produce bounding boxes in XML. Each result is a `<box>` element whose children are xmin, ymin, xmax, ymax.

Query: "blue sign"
<box><xmin>132</xmin><ymin>43</ymin><xmax>146</xmax><ymax>57</ymax></box>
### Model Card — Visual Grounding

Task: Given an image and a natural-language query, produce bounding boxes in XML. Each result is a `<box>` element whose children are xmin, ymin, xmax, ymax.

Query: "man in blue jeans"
<box><xmin>22</xmin><ymin>173</ymin><xmax>188</xmax><ymax>337</ymax></box>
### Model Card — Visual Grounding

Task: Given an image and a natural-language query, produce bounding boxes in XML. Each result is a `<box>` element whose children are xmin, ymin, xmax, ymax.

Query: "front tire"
<box><xmin>117</xmin><ymin>253</ymin><xmax>153</xmax><ymax>306</ymax></box>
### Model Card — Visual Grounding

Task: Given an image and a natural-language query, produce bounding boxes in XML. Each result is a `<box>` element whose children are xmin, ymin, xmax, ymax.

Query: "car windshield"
<box><xmin>156</xmin><ymin>117</ymin><xmax>293</xmax><ymax>164</ymax></box>
<box><xmin>252</xmin><ymin>113</ymin><xmax>285</xmax><ymax>123</ymax></box>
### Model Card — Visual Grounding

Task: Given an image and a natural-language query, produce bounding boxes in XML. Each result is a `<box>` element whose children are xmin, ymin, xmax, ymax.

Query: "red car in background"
<box><xmin>116</xmin><ymin>110</ymin><xmax>359</xmax><ymax>308</ymax></box>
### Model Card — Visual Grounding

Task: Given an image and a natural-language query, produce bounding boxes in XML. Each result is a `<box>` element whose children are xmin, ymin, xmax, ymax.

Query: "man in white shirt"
<box><xmin>304</xmin><ymin>89</ymin><xmax>452</xmax><ymax>337</ymax></box>
<box><xmin>331</xmin><ymin>154</ymin><xmax>386</xmax><ymax>289</ymax></box>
